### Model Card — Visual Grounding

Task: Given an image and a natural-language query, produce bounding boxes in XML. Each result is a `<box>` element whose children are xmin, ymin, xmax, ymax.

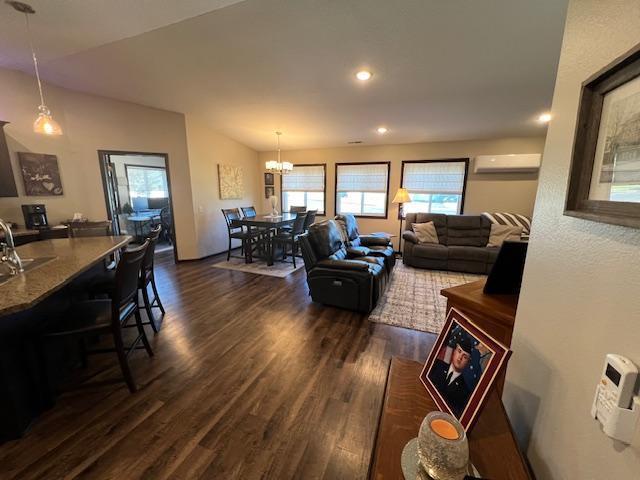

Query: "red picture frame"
<box><xmin>420</xmin><ymin>308</ymin><xmax>512</xmax><ymax>431</ymax></box>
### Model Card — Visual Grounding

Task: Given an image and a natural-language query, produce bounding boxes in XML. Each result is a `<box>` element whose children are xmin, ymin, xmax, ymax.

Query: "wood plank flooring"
<box><xmin>0</xmin><ymin>251</ymin><xmax>435</xmax><ymax>479</ymax></box>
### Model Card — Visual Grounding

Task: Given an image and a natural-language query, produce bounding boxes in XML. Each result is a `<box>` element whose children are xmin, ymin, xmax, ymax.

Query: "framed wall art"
<box><xmin>265</xmin><ymin>186</ymin><xmax>275</xmax><ymax>199</ymax></box>
<box><xmin>420</xmin><ymin>308</ymin><xmax>511</xmax><ymax>431</ymax></box>
<box><xmin>565</xmin><ymin>42</ymin><xmax>640</xmax><ymax>228</ymax></box>
<box><xmin>264</xmin><ymin>172</ymin><xmax>274</xmax><ymax>186</ymax></box>
<box><xmin>18</xmin><ymin>152</ymin><xmax>64</xmax><ymax>196</ymax></box>
<box><xmin>217</xmin><ymin>164</ymin><xmax>244</xmax><ymax>200</ymax></box>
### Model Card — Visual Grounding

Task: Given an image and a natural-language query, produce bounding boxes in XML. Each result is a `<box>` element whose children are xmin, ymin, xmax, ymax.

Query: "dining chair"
<box><xmin>272</xmin><ymin>213</ymin><xmax>306</xmax><ymax>268</ymax></box>
<box><xmin>68</xmin><ymin>221</ymin><xmax>112</xmax><ymax>237</ymax></box>
<box><xmin>241</xmin><ymin>206</ymin><xmax>257</xmax><ymax>218</ymax></box>
<box><xmin>303</xmin><ymin>209</ymin><xmax>317</xmax><ymax>232</ymax></box>
<box><xmin>221</xmin><ymin>208</ymin><xmax>260</xmax><ymax>263</ymax></box>
<box><xmin>42</xmin><ymin>241</ymin><xmax>153</xmax><ymax>393</ymax></box>
<box><xmin>289</xmin><ymin>206</ymin><xmax>307</xmax><ymax>213</ymax></box>
<box><xmin>160</xmin><ymin>207</ymin><xmax>173</xmax><ymax>245</ymax></box>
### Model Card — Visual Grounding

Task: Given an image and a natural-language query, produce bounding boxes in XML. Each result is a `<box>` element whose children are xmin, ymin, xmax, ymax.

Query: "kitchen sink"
<box><xmin>0</xmin><ymin>256</ymin><xmax>57</xmax><ymax>285</ymax></box>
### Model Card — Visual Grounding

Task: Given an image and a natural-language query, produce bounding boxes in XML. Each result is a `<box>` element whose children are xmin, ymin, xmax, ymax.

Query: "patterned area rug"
<box><xmin>368</xmin><ymin>263</ymin><xmax>484</xmax><ymax>334</ymax></box>
<box><xmin>212</xmin><ymin>256</ymin><xmax>304</xmax><ymax>278</ymax></box>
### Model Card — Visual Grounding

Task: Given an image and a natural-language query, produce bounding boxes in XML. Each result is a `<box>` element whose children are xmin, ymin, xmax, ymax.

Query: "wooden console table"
<box><xmin>369</xmin><ymin>357</ymin><xmax>532</xmax><ymax>480</ymax></box>
<box><xmin>441</xmin><ymin>279</ymin><xmax>519</xmax><ymax>392</ymax></box>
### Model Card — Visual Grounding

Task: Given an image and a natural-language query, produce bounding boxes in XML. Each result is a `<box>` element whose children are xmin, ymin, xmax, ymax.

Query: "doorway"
<box><xmin>98</xmin><ymin>150</ymin><xmax>177</xmax><ymax>261</ymax></box>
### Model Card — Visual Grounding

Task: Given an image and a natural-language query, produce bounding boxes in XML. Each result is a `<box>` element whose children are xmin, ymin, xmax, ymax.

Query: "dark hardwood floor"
<box><xmin>0</xmin><ymin>251</ymin><xmax>435</xmax><ymax>480</ymax></box>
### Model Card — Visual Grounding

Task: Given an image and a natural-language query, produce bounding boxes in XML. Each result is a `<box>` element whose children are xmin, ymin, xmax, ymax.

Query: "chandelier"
<box><xmin>265</xmin><ymin>131</ymin><xmax>292</xmax><ymax>175</ymax></box>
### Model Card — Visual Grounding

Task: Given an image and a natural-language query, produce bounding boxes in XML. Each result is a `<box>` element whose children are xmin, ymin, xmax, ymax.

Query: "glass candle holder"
<box><xmin>417</xmin><ymin>411</ymin><xmax>469</xmax><ymax>480</ymax></box>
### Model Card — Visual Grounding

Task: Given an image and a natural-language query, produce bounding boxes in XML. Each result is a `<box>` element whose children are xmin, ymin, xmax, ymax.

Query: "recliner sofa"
<box><xmin>298</xmin><ymin>219</ymin><xmax>388</xmax><ymax>313</ymax></box>
<box><xmin>335</xmin><ymin>214</ymin><xmax>396</xmax><ymax>273</ymax></box>
<box><xmin>402</xmin><ymin>213</ymin><xmax>498</xmax><ymax>274</ymax></box>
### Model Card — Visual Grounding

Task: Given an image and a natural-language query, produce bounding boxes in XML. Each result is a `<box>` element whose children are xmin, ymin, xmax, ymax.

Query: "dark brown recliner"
<box><xmin>298</xmin><ymin>220</ymin><xmax>388</xmax><ymax>313</ymax></box>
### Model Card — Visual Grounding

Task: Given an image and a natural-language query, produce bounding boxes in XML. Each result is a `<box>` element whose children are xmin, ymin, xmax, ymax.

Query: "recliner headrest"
<box><xmin>308</xmin><ymin>219</ymin><xmax>345</xmax><ymax>258</ymax></box>
<box><xmin>335</xmin><ymin>214</ymin><xmax>359</xmax><ymax>241</ymax></box>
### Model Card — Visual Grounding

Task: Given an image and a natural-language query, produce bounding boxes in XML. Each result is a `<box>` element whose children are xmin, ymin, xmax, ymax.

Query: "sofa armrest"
<box><xmin>402</xmin><ymin>231</ymin><xmax>418</xmax><ymax>243</ymax></box>
<box><xmin>360</xmin><ymin>234</ymin><xmax>391</xmax><ymax>247</ymax></box>
<box><xmin>347</xmin><ymin>246</ymin><xmax>371</xmax><ymax>257</ymax></box>
<box><xmin>316</xmin><ymin>259</ymin><xmax>372</xmax><ymax>271</ymax></box>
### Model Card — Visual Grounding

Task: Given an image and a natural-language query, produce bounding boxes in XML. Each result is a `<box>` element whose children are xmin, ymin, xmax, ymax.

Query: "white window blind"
<box><xmin>403</xmin><ymin>162</ymin><xmax>466</xmax><ymax>194</ymax></box>
<box><xmin>336</xmin><ymin>163</ymin><xmax>388</xmax><ymax>193</ymax></box>
<box><xmin>282</xmin><ymin>165</ymin><xmax>325</xmax><ymax>192</ymax></box>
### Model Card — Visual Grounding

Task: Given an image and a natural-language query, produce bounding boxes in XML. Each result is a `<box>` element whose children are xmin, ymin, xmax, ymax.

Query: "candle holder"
<box><xmin>401</xmin><ymin>411</ymin><xmax>478</xmax><ymax>480</ymax></box>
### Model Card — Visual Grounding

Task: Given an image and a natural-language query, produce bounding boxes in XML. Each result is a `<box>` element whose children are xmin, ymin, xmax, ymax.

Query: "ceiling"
<box><xmin>0</xmin><ymin>0</ymin><xmax>568</xmax><ymax>151</ymax></box>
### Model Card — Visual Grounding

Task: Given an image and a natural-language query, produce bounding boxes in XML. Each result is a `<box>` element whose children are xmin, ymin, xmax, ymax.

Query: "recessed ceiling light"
<box><xmin>538</xmin><ymin>112</ymin><xmax>552</xmax><ymax>123</ymax></box>
<box><xmin>377</xmin><ymin>126</ymin><xmax>388</xmax><ymax>134</ymax></box>
<box><xmin>356</xmin><ymin>70</ymin><xmax>372</xmax><ymax>81</ymax></box>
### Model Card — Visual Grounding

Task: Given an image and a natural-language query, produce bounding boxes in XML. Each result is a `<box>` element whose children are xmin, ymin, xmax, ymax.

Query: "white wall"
<box><xmin>504</xmin><ymin>1</ymin><xmax>640</xmax><ymax>479</ymax></box>
<box><xmin>0</xmin><ymin>67</ymin><xmax>199</xmax><ymax>260</ymax></box>
<box><xmin>258</xmin><ymin>137</ymin><xmax>544</xmax><ymax>249</ymax></box>
<box><xmin>185</xmin><ymin>114</ymin><xmax>261</xmax><ymax>258</ymax></box>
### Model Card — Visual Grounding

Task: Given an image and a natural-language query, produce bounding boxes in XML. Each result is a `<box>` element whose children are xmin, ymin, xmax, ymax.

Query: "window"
<box><xmin>126</xmin><ymin>165</ymin><xmax>169</xmax><ymax>202</ymax></box>
<box><xmin>401</xmin><ymin>160</ymin><xmax>468</xmax><ymax>216</ymax></box>
<box><xmin>281</xmin><ymin>164</ymin><xmax>326</xmax><ymax>214</ymax></box>
<box><xmin>336</xmin><ymin>162</ymin><xmax>390</xmax><ymax>217</ymax></box>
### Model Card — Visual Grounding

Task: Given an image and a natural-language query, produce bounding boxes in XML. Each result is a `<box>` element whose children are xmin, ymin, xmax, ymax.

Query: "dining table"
<box><xmin>233</xmin><ymin>212</ymin><xmax>297</xmax><ymax>266</ymax></box>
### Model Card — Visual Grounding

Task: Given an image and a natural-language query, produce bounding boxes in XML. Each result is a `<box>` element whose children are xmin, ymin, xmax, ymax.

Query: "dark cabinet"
<box><xmin>0</xmin><ymin>121</ymin><xmax>18</xmax><ymax>197</ymax></box>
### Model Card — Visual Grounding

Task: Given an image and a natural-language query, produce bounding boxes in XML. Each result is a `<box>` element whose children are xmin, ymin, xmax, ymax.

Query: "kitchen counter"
<box><xmin>0</xmin><ymin>236</ymin><xmax>131</xmax><ymax>316</ymax></box>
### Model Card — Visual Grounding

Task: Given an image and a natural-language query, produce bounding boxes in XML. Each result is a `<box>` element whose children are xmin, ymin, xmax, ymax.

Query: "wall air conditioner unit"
<box><xmin>474</xmin><ymin>154</ymin><xmax>541</xmax><ymax>173</ymax></box>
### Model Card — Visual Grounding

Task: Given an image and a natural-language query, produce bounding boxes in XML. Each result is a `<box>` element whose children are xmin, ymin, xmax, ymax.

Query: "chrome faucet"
<box><xmin>0</xmin><ymin>218</ymin><xmax>23</xmax><ymax>274</ymax></box>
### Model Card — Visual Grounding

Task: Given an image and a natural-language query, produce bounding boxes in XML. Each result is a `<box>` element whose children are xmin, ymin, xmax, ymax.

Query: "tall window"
<box><xmin>126</xmin><ymin>166</ymin><xmax>169</xmax><ymax>200</ymax></box>
<box><xmin>401</xmin><ymin>160</ymin><xmax>468</xmax><ymax>215</ymax></box>
<box><xmin>281</xmin><ymin>164</ymin><xmax>326</xmax><ymax>214</ymax></box>
<box><xmin>336</xmin><ymin>162</ymin><xmax>390</xmax><ymax>217</ymax></box>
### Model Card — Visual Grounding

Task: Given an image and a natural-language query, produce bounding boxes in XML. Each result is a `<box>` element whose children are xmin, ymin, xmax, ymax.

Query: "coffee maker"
<box><xmin>22</xmin><ymin>204</ymin><xmax>49</xmax><ymax>229</ymax></box>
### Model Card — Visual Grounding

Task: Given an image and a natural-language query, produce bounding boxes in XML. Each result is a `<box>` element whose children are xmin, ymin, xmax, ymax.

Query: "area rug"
<box><xmin>212</xmin><ymin>257</ymin><xmax>304</xmax><ymax>278</ymax></box>
<box><xmin>368</xmin><ymin>263</ymin><xmax>484</xmax><ymax>334</ymax></box>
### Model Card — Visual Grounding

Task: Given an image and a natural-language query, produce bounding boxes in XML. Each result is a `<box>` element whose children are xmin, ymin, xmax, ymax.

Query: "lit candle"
<box><xmin>430</xmin><ymin>418</ymin><xmax>460</xmax><ymax>440</ymax></box>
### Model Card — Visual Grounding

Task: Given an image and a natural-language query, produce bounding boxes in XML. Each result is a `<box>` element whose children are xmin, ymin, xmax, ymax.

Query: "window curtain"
<box><xmin>403</xmin><ymin>161</ymin><xmax>466</xmax><ymax>194</ymax></box>
<box><xmin>336</xmin><ymin>163</ymin><xmax>388</xmax><ymax>193</ymax></box>
<box><xmin>282</xmin><ymin>165</ymin><xmax>325</xmax><ymax>192</ymax></box>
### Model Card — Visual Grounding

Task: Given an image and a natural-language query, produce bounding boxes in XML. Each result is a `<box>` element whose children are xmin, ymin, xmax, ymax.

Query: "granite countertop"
<box><xmin>0</xmin><ymin>236</ymin><xmax>131</xmax><ymax>316</ymax></box>
<box><xmin>0</xmin><ymin>225</ymin><xmax>68</xmax><ymax>238</ymax></box>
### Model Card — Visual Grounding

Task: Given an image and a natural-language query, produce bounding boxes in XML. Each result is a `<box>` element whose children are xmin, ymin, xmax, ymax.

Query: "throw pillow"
<box><xmin>412</xmin><ymin>221</ymin><xmax>439</xmax><ymax>244</ymax></box>
<box><xmin>487</xmin><ymin>224</ymin><xmax>523</xmax><ymax>247</ymax></box>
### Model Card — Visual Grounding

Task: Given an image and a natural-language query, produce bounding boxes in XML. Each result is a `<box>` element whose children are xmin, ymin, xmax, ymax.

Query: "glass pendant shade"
<box><xmin>33</xmin><ymin>105</ymin><xmax>62</xmax><ymax>135</ymax></box>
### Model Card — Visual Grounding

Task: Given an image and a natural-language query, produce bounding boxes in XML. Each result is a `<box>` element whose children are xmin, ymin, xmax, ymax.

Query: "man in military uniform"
<box><xmin>428</xmin><ymin>336</ymin><xmax>474</xmax><ymax>417</ymax></box>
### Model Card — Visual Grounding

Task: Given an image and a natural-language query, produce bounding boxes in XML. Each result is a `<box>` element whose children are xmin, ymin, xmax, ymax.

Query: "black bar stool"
<box><xmin>42</xmin><ymin>241</ymin><xmax>153</xmax><ymax>393</ymax></box>
<box><xmin>88</xmin><ymin>226</ymin><xmax>166</xmax><ymax>333</ymax></box>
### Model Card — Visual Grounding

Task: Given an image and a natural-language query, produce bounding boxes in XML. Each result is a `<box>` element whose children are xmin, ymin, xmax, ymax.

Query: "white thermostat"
<box><xmin>591</xmin><ymin>354</ymin><xmax>640</xmax><ymax>444</ymax></box>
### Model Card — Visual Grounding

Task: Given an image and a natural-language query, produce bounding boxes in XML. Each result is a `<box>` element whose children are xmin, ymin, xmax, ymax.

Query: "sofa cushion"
<box><xmin>335</xmin><ymin>214</ymin><xmax>359</xmax><ymax>242</ymax></box>
<box><xmin>413</xmin><ymin>243</ymin><xmax>449</xmax><ymax>260</ymax></box>
<box><xmin>448</xmin><ymin>246</ymin><xmax>489</xmax><ymax>263</ymax></box>
<box><xmin>412</xmin><ymin>221</ymin><xmax>439</xmax><ymax>244</ymax></box>
<box><xmin>445</xmin><ymin>215</ymin><xmax>491</xmax><ymax>247</ymax></box>
<box><xmin>405</xmin><ymin>213</ymin><xmax>447</xmax><ymax>244</ymax></box>
<box><xmin>487</xmin><ymin>224</ymin><xmax>523</xmax><ymax>247</ymax></box>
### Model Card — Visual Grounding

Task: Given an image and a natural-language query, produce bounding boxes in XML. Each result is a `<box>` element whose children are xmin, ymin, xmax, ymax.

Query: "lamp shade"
<box><xmin>392</xmin><ymin>187</ymin><xmax>411</xmax><ymax>204</ymax></box>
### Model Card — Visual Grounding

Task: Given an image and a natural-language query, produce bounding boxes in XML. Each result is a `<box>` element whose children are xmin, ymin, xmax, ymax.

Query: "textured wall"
<box><xmin>504</xmin><ymin>1</ymin><xmax>640</xmax><ymax>478</ymax></box>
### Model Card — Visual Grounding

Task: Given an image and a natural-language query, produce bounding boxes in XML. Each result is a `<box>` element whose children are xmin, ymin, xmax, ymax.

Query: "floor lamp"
<box><xmin>391</xmin><ymin>187</ymin><xmax>412</xmax><ymax>255</ymax></box>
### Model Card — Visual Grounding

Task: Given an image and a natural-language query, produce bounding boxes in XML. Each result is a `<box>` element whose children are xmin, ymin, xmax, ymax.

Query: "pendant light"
<box><xmin>8</xmin><ymin>1</ymin><xmax>63</xmax><ymax>136</ymax></box>
<box><xmin>265</xmin><ymin>131</ymin><xmax>292</xmax><ymax>175</ymax></box>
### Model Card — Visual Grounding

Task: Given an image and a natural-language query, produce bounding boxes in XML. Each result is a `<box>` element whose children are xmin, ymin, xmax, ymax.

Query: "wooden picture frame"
<box><xmin>420</xmin><ymin>308</ymin><xmax>511</xmax><ymax>431</ymax></box>
<box><xmin>565</xmin><ymin>42</ymin><xmax>640</xmax><ymax>228</ymax></box>
<box><xmin>264</xmin><ymin>172</ymin><xmax>275</xmax><ymax>186</ymax></box>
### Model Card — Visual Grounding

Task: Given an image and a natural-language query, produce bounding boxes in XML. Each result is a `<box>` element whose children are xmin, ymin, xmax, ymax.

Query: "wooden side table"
<box><xmin>369</xmin><ymin>357</ymin><xmax>532</xmax><ymax>480</ymax></box>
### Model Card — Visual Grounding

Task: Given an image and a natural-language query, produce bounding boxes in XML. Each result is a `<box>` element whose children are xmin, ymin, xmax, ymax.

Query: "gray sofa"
<box><xmin>402</xmin><ymin>213</ymin><xmax>498</xmax><ymax>274</ymax></box>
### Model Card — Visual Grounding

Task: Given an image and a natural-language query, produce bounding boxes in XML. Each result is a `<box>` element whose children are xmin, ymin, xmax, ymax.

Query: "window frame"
<box><xmin>279</xmin><ymin>163</ymin><xmax>327</xmax><ymax>215</ymax></box>
<box><xmin>334</xmin><ymin>161</ymin><xmax>391</xmax><ymax>219</ymax></box>
<box><xmin>398</xmin><ymin>158</ymin><xmax>470</xmax><ymax>219</ymax></box>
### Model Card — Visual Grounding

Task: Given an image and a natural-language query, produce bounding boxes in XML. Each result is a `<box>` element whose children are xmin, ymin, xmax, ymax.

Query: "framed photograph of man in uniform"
<box><xmin>420</xmin><ymin>308</ymin><xmax>512</xmax><ymax>430</ymax></box>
